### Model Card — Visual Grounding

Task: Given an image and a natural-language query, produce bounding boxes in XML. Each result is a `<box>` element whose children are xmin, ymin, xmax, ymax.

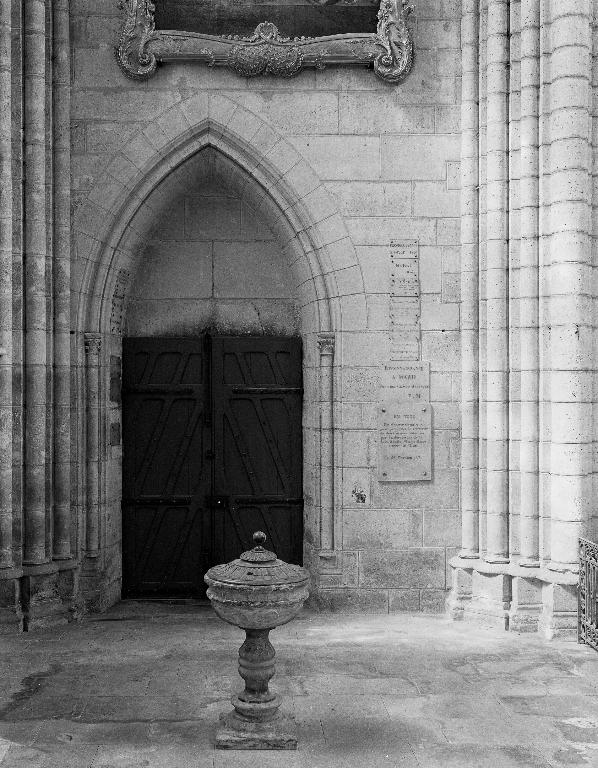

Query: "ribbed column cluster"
<box><xmin>0</xmin><ymin>0</ymin><xmax>73</xmax><ymax>573</ymax></box>
<box><xmin>458</xmin><ymin>0</ymin><xmax>593</xmax><ymax>576</ymax></box>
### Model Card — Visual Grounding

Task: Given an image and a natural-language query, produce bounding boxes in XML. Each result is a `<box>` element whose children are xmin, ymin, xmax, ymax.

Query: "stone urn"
<box><xmin>204</xmin><ymin>531</ymin><xmax>309</xmax><ymax>750</ymax></box>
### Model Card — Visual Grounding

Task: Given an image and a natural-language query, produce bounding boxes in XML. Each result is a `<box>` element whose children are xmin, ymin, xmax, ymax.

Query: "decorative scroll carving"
<box><xmin>116</xmin><ymin>0</ymin><xmax>414</xmax><ymax>84</ymax></box>
<box><xmin>116</xmin><ymin>0</ymin><xmax>158</xmax><ymax>80</ymax></box>
<box><xmin>227</xmin><ymin>22</ymin><xmax>304</xmax><ymax>78</ymax></box>
<box><xmin>375</xmin><ymin>0</ymin><xmax>414</xmax><ymax>84</ymax></box>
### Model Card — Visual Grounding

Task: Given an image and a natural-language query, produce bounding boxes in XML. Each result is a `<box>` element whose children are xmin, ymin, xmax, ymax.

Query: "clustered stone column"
<box><xmin>0</xmin><ymin>0</ymin><xmax>74</xmax><ymax>627</ymax></box>
<box><xmin>450</xmin><ymin>0</ymin><xmax>593</xmax><ymax>637</ymax></box>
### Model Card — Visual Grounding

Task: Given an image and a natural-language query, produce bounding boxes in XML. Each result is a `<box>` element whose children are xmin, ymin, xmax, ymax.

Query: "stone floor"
<box><xmin>1</xmin><ymin>603</ymin><xmax>598</xmax><ymax>767</ymax></box>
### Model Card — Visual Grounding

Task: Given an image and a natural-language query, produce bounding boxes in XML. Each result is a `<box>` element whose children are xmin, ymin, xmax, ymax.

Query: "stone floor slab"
<box><xmin>0</xmin><ymin>606</ymin><xmax>597</xmax><ymax>767</ymax></box>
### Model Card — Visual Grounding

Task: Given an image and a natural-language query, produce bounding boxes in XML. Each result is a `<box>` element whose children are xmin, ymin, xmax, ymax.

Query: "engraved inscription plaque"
<box><xmin>390</xmin><ymin>296</ymin><xmax>420</xmax><ymax>326</ymax></box>
<box><xmin>378</xmin><ymin>401</ymin><xmax>432</xmax><ymax>482</ymax></box>
<box><xmin>389</xmin><ymin>329</ymin><xmax>420</xmax><ymax>361</ymax></box>
<box><xmin>382</xmin><ymin>362</ymin><xmax>430</xmax><ymax>402</ymax></box>
<box><xmin>390</xmin><ymin>259</ymin><xmax>419</xmax><ymax>297</ymax></box>
<box><xmin>390</xmin><ymin>239</ymin><xmax>418</xmax><ymax>261</ymax></box>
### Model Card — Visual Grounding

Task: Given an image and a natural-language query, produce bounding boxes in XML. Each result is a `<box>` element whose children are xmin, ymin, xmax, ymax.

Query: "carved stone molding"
<box><xmin>116</xmin><ymin>0</ymin><xmax>414</xmax><ymax>84</ymax></box>
<box><xmin>110</xmin><ymin>269</ymin><xmax>131</xmax><ymax>335</ymax></box>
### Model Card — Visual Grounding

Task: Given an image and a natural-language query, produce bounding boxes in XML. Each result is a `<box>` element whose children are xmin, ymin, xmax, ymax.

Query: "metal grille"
<box><xmin>578</xmin><ymin>537</ymin><xmax>598</xmax><ymax>650</ymax></box>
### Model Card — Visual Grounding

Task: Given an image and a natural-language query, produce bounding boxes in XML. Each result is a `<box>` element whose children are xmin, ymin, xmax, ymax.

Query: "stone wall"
<box><xmin>69</xmin><ymin>0</ymin><xmax>462</xmax><ymax>615</ymax></box>
<box><xmin>126</xmin><ymin>150</ymin><xmax>299</xmax><ymax>338</ymax></box>
<box><xmin>2</xmin><ymin>0</ymin><xmax>595</xmax><ymax>635</ymax></box>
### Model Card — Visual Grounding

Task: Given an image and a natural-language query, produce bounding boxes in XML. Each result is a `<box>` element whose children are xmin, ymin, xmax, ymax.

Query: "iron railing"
<box><xmin>579</xmin><ymin>537</ymin><xmax>598</xmax><ymax>650</ymax></box>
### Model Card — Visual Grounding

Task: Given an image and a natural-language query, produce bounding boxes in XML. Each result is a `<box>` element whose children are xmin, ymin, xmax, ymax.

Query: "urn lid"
<box><xmin>204</xmin><ymin>531</ymin><xmax>308</xmax><ymax>587</ymax></box>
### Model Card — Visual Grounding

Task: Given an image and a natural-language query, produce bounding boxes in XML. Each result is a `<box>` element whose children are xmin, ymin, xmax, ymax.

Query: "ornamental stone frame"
<box><xmin>73</xmin><ymin>98</ymin><xmax>362</xmax><ymax>610</ymax></box>
<box><xmin>117</xmin><ymin>0</ymin><xmax>415</xmax><ymax>83</ymax></box>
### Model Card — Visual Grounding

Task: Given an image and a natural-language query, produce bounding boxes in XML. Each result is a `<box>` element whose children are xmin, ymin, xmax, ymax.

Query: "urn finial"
<box><xmin>253</xmin><ymin>530</ymin><xmax>267</xmax><ymax>548</ymax></box>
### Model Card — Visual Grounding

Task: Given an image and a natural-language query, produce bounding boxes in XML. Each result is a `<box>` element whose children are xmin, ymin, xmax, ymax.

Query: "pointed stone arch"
<box><xmin>73</xmin><ymin>93</ymin><xmax>365</xmax><ymax>338</ymax></box>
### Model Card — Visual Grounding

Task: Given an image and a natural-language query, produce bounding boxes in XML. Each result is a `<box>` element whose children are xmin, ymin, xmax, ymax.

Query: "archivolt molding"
<box><xmin>116</xmin><ymin>0</ymin><xmax>414</xmax><ymax>84</ymax></box>
<box><xmin>73</xmin><ymin>98</ymin><xmax>361</xmax><ymax>336</ymax></box>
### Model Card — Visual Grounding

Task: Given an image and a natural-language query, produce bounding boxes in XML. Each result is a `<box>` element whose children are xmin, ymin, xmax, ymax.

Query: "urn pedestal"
<box><xmin>204</xmin><ymin>531</ymin><xmax>309</xmax><ymax>750</ymax></box>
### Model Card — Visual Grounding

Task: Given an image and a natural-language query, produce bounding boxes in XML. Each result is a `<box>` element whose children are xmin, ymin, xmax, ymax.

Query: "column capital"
<box><xmin>317</xmin><ymin>332</ymin><xmax>335</xmax><ymax>356</ymax></box>
<box><xmin>84</xmin><ymin>332</ymin><xmax>102</xmax><ymax>358</ymax></box>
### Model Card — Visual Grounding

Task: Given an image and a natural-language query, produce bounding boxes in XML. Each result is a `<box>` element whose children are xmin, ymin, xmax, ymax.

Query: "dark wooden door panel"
<box><xmin>211</xmin><ymin>336</ymin><xmax>303</xmax><ymax>564</ymax></box>
<box><xmin>122</xmin><ymin>335</ymin><xmax>303</xmax><ymax>599</ymax></box>
<box><xmin>122</xmin><ymin>338</ymin><xmax>209</xmax><ymax>598</ymax></box>
<box><xmin>122</xmin><ymin>503</ymin><xmax>209</xmax><ymax>598</ymax></box>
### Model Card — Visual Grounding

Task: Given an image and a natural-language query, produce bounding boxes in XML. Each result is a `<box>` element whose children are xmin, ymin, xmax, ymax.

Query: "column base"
<box><xmin>448</xmin><ymin>557</ymin><xmax>579</xmax><ymax>638</ymax></box>
<box><xmin>215</xmin><ymin>710</ymin><xmax>298</xmax><ymax>750</ymax></box>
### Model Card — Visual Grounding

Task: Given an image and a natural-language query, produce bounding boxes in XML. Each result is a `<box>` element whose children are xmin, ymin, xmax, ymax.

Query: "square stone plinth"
<box><xmin>215</xmin><ymin>711</ymin><xmax>298</xmax><ymax>750</ymax></box>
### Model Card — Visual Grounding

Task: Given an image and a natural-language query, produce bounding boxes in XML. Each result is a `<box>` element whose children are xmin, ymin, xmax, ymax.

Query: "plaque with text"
<box><xmin>389</xmin><ymin>329</ymin><xmax>420</xmax><ymax>361</ymax></box>
<box><xmin>390</xmin><ymin>259</ymin><xmax>419</xmax><ymax>297</ymax></box>
<box><xmin>381</xmin><ymin>362</ymin><xmax>430</xmax><ymax>402</ymax></box>
<box><xmin>390</xmin><ymin>297</ymin><xmax>420</xmax><ymax>326</ymax></box>
<box><xmin>377</xmin><ymin>402</ymin><xmax>432</xmax><ymax>482</ymax></box>
<box><xmin>390</xmin><ymin>239</ymin><xmax>418</xmax><ymax>261</ymax></box>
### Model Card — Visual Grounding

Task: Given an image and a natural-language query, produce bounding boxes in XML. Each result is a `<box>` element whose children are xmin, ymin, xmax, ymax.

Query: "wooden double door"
<box><xmin>121</xmin><ymin>335</ymin><xmax>303</xmax><ymax>599</ymax></box>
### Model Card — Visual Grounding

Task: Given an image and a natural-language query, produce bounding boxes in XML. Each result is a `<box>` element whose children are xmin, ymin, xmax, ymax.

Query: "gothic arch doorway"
<box><xmin>73</xmin><ymin>104</ymin><xmax>365</xmax><ymax>609</ymax></box>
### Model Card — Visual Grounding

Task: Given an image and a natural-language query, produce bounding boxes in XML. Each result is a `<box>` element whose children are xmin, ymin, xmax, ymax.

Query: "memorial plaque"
<box><xmin>390</xmin><ymin>259</ymin><xmax>419</xmax><ymax>297</ymax></box>
<box><xmin>389</xmin><ymin>329</ymin><xmax>420</xmax><ymax>361</ymax></box>
<box><xmin>377</xmin><ymin>402</ymin><xmax>432</xmax><ymax>482</ymax></box>
<box><xmin>382</xmin><ymin>362</ymin><xmax>430</xmax><ymax>402</ymax></box>
<box><xmin>390</xmin><ymin>297</ymin><xmax>420</xmax><ymax>326</ymax></box>
<box><xmin>390</xmin><ymin>239</ymin><xmax>418</xmax><ymax>260</ymax></box>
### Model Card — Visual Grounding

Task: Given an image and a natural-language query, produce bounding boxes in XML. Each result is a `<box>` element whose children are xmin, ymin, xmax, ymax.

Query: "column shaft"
<box><xmin>460</xmin><ymin>0</ymin><xmax>480</xmax><ymax>558</ymax></box>
<box><xmin>478</xmin><ymin>0</ymin><xmax>488</xmax><ymax>556</ymax></box>
<box><xmin>546</xmin><ymin>2</ymin><xmax>592</xmax><ymax>570</ymax></box>
<box><xmin>484</xmin><ymin>0</ymin><xmax>510</xmax><ymax>563</ymax></box>
<box><xmin>52</xmin><ymin>0</ymin><xmax>71</xmax><ymax>560</ymax></box>
<box><xmin>85</xmin><ymin>334</ymin><xmax>102</xmax><ymax>556</ymax></box>
<box><xmin>22</xmin><ymin>0</ymin><xmax>49</xmax><ymax>564</ymax></box>
<box><xmin>0</xmin><ymin>0</ymin><xmax>13</xmax><ymax>567</ymax></box>
<box><xmin>317</xmin><ymin>333</ymin><xmax>335</xmax><ymax>551</ymax></box>
<box><xmin>508</xmin><ymin>0</ymin><xmax>521</xmax><ymax>555</ymax></box>
<box><xmin>518</xmin><ymin>0</ymin><xmax>540</xmax><ymax>566</ymax></box>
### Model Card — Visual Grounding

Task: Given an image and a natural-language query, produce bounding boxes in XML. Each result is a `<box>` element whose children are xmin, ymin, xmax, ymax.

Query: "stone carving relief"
<box><xmin>117</xmin><ymin>0</ymin><xmax>414</xmax><ymax>84</ymax></box>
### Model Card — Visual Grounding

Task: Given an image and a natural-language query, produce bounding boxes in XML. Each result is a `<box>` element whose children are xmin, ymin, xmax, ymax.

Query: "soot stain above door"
<box><xmin>154</xmin><ymin>0</ymin><xmax>379</xmax><ymax>39</ymax></box>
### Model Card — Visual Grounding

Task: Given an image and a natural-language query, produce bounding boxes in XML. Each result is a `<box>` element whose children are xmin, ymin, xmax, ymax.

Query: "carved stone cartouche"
<box><xmin>204</xmin><ymin>531</ymin><xmax>309</xmax><ymax>749</ymax></box>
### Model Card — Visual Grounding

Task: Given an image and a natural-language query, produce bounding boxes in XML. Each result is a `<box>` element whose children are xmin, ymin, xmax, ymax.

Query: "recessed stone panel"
<box><xmin>343</xmin><ymin>508</ymin><xmax>422</xmax><ymax>550</ymax></box>
<box><xmin>360</xmin><ymin>549</ymin><xmax>446</xmax><ymax>589</ymax></box>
